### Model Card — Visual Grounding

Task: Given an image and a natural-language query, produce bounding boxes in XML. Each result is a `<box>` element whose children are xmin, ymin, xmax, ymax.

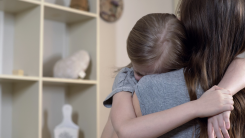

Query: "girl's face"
<box><xmin>132</xmin><ymin>63</ymin><xmax>155</xmax><ymax>81</ymax></box>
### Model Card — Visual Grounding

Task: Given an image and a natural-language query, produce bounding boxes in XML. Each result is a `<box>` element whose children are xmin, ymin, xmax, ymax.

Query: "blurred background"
<box><xmin>0</xmin><ymin>0</ymin><xmax>178</xmax><ymax>138</ymax></box>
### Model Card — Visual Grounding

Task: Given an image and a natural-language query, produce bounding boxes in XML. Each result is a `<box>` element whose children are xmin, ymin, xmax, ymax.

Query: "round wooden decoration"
<box><xmin>100</xmin><ymin>0</ymin><xmax>123</xmax><ymax>22</ymax></box>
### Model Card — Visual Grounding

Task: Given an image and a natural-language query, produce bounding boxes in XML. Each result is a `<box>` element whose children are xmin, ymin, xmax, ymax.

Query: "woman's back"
<box><xmin>135</xmin><ymin>69</ymin><xmax>203</xmax><ymax>137</ymax></box>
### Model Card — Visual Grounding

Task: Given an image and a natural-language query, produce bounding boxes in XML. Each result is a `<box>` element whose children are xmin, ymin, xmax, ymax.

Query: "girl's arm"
<box><xmin>111</xmin><ymin>87</ymin><xmax>233</xmax><ymax>138</ymax></box>
<box><xmin>101</xmin><ymin>112</ymin><xmax>115</xmax><ymax>138</ymax></box>
<box><xmin>112</xmin><ymin>130</ymin><xmax>118</xmax><ymax>138</ymax></box>
<box><xmin>101</xmin><ymin>111</ymin><xmax>119</xmax><ymax>138</ymax></box>
<box><xmin>208</xmin><ymin>58</ymin><xmax>245</xmax><ymax>138</ymax></box>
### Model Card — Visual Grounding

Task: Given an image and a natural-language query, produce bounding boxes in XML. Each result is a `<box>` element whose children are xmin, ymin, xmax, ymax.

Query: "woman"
<box><xmin>102</xmin><ymin>0</ymin><xmax>245</xmax><ymax>137</ymax></box>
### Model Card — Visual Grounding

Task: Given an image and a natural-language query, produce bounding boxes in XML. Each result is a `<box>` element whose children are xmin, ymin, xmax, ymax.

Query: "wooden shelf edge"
<box><xmin>42</xmin><ymin>77</ymin><xmax>97</xmax><ymax>84</ymax></box>
<box><xmin>0</xmin><ymin>75</ymin><xmax>39</xmax><ymax>81</ymax></box>
<box><xmin>44</xmin><ymin>2</ymin><xmax>97</xmax><ymax>18</ymax></box>
<box><xmin>19</xmin><ymin>0</ymin><xmax>42</xmax><ymax>5</ymax></box>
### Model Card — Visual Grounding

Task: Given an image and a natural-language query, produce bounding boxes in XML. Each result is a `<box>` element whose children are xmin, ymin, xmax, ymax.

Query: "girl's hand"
<box><xmin>194</xmin><ymin>86</ymin><xmax>234</xmax><ymax>118</ymax></box>
<box><xmin>208</xmin><ymin>111</ymin><xmax>231</xmax><ymax>138</ymax></box>
<box><xmin>208</xmin><ymin>86</ymin><xmax>231</xmax><ymax>138</ymax></box>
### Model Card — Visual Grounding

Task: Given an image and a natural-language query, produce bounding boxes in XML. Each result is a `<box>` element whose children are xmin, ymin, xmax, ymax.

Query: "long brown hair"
<box><xmin>127</xmin><ymin>13</ymin><xmax>189</xmax><ymax>73</ymax></box>
<box><xmin>179</xmin><ymin>0</ymin><xmax>245</xmax><ymax>137</ymax></box>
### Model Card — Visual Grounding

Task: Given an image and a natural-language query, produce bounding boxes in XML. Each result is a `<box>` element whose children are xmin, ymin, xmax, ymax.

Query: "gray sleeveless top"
<box><xmin>103</xmin><ymin>68</ymin><xmax>204</xmax><ymax>138</ymax></box>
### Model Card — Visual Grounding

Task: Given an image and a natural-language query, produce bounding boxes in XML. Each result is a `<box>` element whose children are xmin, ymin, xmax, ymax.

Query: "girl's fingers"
<box><xmin>208</xmin><ymin>119</ymin><xmax>215</xmax><ymax>138</ymax></box>
<box><xmin>223</xmin><ymin>105</ymin><xmax>234</xmax><ymax>111</ymax></box>
<box><xmin>219</xmin><ymin>89</ymin><xmax>232</xmax><ymax>95</ymax></box>
<box><xmin>223</xmin><ymin>99</ymin><xmax>234</xmax><ymax>105</ymax></box>
<box><xmin>218</xmin><ymin>115</ymin><xmax>229</xmax><ymax>138</ymax></box>
<box><xmin>222</xmin><ymin>95</ymin><xmax>234</xmax><ymax>105</ymax></box>
<box><xmin>223</xmin><ymin>95</ymin><xmax>233</xmax><ymax>100</ymax></box>
<box><xmin>213</xmin><ymin>118</ymin><xmax>224</xmax><ymax>138</ymax></box>
<box><xmin>223</xmin><ymin>112</ymin><xmax>231</xmax><ymax>130</ymax></box>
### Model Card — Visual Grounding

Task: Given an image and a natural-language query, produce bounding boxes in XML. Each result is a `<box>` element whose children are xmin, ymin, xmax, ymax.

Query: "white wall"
<box><xmin>0</xmin><ymin>12</ymin><xmax>3</xmax><ymax>136</ymax></box>
<box><xmin>99</xmin><ymin>0</ymin><xmax>174</xmax><ymax>135</ymax></box>
<box><xmin>0</xmin><ymin>12</ymin><xmax>3</xmax><ymax>74</ymax></box>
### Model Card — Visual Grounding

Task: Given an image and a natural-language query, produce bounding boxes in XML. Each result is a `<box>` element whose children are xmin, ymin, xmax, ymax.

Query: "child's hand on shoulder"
<box><xmin>194</xmin><ymin>86</ymin><xmax>234</xmax><ymax>118</ymax></box>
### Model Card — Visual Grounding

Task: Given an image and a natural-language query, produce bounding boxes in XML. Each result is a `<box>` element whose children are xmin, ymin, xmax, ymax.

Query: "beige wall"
<box><xmin>174</xmin><ymin>0</ymin><xmax>180</xmax><ymax>13</ymax></box>
<box><xmin>99</xmin><ymin>17</ymin><xmax>117</xmax><ymax>136</ymax></box>
<box><xmin>99</xmin><ymin>0</ymin><xmax>174</xmax><ymax>136</ymax></box>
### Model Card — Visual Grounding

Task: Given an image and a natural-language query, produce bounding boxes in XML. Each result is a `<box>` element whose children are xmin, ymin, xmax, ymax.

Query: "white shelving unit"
<box><xmin>0</xmin><ymin>0</ymin><xmax>100</xmax><ymax>138</ymax></box>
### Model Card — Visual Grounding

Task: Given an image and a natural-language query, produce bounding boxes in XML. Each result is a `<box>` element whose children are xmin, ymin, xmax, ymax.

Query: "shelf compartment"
<box><xmin>43</xmin><ymin>16</ymin><xmax>97</xmax><ymax>80</ymax></box>
<box><xmin>1</xmin><ymin>81</ymin><xmax>39</xmax><ymax>138</ymax></box>
<box><xmin>0</xmin><ymin>5</ymin><xmax>41</xmax><ymax>77</ymax></box>
<box><xmin>44</xmin><ymin>2</ymin><xmax>97</xmax><ymax>24</ymax></box>
<box><xmin>42</xmin><ymin>84</ymin><xmax>97</xmax><ymax>138</ymax></box>
<box><xmin>43</xmin><ymin>77</ymin><xmax>97</xmax><ymax>85</ymax></box>
<box><xmin>44</xmin><ymin>0</ymin><xmax>97</xmax><ymax>14</ymax></box>
<box><xmin>0</xmin><ymin>0</ymin><xmax>40</xmax><ymax>14</ymax></box>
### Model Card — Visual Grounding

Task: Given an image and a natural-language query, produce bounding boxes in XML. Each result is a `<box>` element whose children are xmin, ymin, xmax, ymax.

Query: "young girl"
<box><xmin>101</xmin><ymin>13</ymin><xmax>235</xmax><ymax>138</ymax></box>
<box><xmin>104</xmin><ymin>13</ymin><xmax>189</xmax><ymax>108</ymax></box>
